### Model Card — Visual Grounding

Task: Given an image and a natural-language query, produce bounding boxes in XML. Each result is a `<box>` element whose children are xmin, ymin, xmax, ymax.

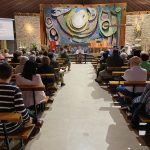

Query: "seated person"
<box><xmin>11</xmin><ymin>51</ymin><xmax>22</xmax><ymax>63</ymax></box>
<box><xmin>120</xmin><ymin>48</ymin><xmax>128</xmax><ymax>63</ymax></box>
<box><xmin>36</xmin><ymin>51</ymin><xmax>43</xmax><ymax>63</ymax></box>
<box><xmin>37</xmin><ymin>56</ymin><xmax>55</xmax><ymax>86</ymax></box>
<box><xmin>16</xmin><ymin>60</ymin><xmax>46</xmax><ymax>108</ymax></box>
<box><xmin>140</xmin><ymin>52</ymin><xmax>150</xmax><ymax>73</ymax></box>
<box><xmin>29</xmin><ymin>54</ymin><xmax>39</xmax><ymax>68</ymax></box>
<box><xmin>0</xmin><ymin>63</ymin><xmax>31</xmax><ymax>134</ymax></box>
<box><xmin>48</xmin><ymin>53</ymin><xmax>65</xmax><ymax>86</ymax></box>
<box><xmin>15</xmin><ymin>56</ymin><xmax>29</xmax><ymax>74</ymax></box>
<box><xmin>95</xmin><ymin>49</ymin><xmax>124</xmax><ymax>83</ymax></box>
<box><xmin>76</xmin><ymin>46</ymin><xmax>84</xmax><ymax>64</ymax></box>
<box><xmin>117</xmin><ymin>56</ymin><xmax>147</xmax><ymax>97</ymax></box>
<box><xmin>61</xmin><ymin>49</ymin><xmax>71</xmax><ymax>71</ymax></box>
<box><xmin>96</xmin><ymin>52</ymin><xmax>108</xmax><ymax>78</ymax></box>
<box><xmin>129</xmin><ymin>83</ymin><xmax>150</xmax><ymax>127</ymax></box>
<box><xmin>0</xmin><ymin>51</ymin><xmax>5</xmax><ymax>62</ymax></box>
<box><xmin>2</xmin><ymin>49</ymin><xmax>12</xmax><ymax>61</ymax></box>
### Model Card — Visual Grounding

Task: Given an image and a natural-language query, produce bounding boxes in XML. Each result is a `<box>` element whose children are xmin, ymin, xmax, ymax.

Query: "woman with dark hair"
<box><xmin>48</xmin><ymin>53</ymin><xmax>65</xmax><ymax>86</ymax></box>
<box><xmin>11</xmin><ymin>51</ymin><xmax>22</xmax><ymax>63</ymax></box>
<box><xmin>37</xmin><ymin>56</ymin><xmax>59</xmax><ymax>96</ymax></box>
<box><xmin>16</xmin><ymin>60</ymin><xmax>46</xmax><ymax>107</ymax></box>
<box><xmin>95</xmin><ymin>49</ymin><xmax>124</xmax><ymax>83</ymax></box>
<box><xmin>37</xmin><ymin>56</ymin><xmax>54</xmax><ymax>83</ymax></box>
<box><xmin>96</xmin><ymin>52</ymin><xmax>109</xmax><ymax>78</ymax></box>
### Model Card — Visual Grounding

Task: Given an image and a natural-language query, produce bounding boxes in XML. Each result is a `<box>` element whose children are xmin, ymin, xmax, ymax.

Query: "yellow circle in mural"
<box><xmin>65</xmin><ymin>8</ymin><xmax>89</xmax><ymax>33</ymax></box>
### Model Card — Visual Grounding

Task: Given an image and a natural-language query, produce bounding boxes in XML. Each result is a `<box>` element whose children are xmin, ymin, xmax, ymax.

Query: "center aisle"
<box><xmin>26</xmin><ymin>63</ymin><xmax>149</xmax><ymax>150</ymax></box>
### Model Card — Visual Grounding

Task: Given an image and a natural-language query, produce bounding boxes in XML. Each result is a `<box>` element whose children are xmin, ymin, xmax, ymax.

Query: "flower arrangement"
<box><xmin>134</xmin><ymin>23</ymin><xmax>142</xmax><ymax>38</ymax></box>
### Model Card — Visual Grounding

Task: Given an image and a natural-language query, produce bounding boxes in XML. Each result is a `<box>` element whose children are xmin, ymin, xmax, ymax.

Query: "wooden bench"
<box><xmin>112</xmin><ymin>71</ymin><xmax>150</xmax><ymax>79</ymax></box>
<box><xmin>40</xmin><ymin>73</ymin><xmax>56</xmax><ymax>93</ymax></box>
<box><xmin>56</xmin><ymin>58</ymin><xmax>65</xmax><ymax>64</ymax></box>
<box><xmin>140</xmin><ymin>115</ymin><xmax>150</xmax><ymax>123</ymax></box>
<box><xmin>19</xmin><ymin>85</ymin><xmax>46</xmax><ymax>117</ymax></box>
<box><xmin>109</xmin><ymin>81</ymin><xmax>147</xmax><ymax>101</ymax></box>
<box><xmin>109</xmin><ymin>81</ymin><xmax>147</xmax><ymax>86</ymax></box>
<box><xmin>0</xmin><ymin>113</ymin><xmax>35</xmax><ymax>150</ymax></box>
<box><xmin>9</xmin><ymin>63</ymin><xmax>19</xmax><ymax>68</ymax></box>
<box><xmin>107</xmin><ymin>66</ymin><xmax>129</xmax><ymax>72</ymax></box>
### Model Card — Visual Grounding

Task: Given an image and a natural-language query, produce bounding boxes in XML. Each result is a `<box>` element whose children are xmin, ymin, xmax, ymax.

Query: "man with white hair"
<box><xmin>15</xmin><ymin>56</ymin><xmax>29</xmax><ymax>73</ymax></box>
<box><xmin>120</xmin><ymin>48</ymin><xmax>128</xmax><ymax>63</ymax></box>
<box><xmin>116</xmin><ymin>56</ymin><xmax>147</xmax><ymax>97</ymax></box>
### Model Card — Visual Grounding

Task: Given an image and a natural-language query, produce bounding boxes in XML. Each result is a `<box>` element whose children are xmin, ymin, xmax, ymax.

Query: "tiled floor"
<box><xmin>25</xmin><ymin>63</ymin><xmax>149</xmax><ymax>150</ymax></box>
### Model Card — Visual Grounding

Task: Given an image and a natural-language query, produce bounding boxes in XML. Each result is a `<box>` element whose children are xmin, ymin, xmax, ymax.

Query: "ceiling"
<box><xmin>0</xmin><ymin>0</ymin><xmax>150</xmax><ymax>18</ymax></box>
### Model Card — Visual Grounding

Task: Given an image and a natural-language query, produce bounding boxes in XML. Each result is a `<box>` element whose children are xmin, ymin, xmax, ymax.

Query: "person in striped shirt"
<box><xmin>0</xmin><ymin>63</ymin><xmax>31</xmax><ymax>134</ymax></box>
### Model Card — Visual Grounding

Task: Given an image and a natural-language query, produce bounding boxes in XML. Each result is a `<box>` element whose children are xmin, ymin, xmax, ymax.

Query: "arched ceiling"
<box><xmin>0</xmin><ymin>0</ymin><xmax>150</xmax><ymax>18</ymax></box>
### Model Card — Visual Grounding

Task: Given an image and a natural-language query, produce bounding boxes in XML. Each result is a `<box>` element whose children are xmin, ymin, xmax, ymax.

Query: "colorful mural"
<box><xmin>44</xmin><ymin>5</ymin><xmax>123</xmax><ymax>46</ymax></box>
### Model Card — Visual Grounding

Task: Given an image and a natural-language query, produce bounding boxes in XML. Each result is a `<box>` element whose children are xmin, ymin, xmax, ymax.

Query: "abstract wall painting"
<box><xmin>44</xmin><ymin>5</ymin><xmax>124</xmax><ymax>47</ymax></box>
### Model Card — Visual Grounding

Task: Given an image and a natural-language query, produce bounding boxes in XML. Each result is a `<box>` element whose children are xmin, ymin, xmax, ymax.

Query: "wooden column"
<box><xmin>40</xmin><ymin>4</ymin><xmax>45</xmax><ymax>45</ymax></box>
<box><xmin>120</xmin><ymin>3</ymin><xmax>127</xmax><ymax>47</ymax></box>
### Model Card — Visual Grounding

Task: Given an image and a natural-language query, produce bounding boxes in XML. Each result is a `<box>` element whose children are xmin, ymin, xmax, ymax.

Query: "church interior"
<box><xmin>0</xmin><ymin>0</ymin><xmax>150</xmax><ymax>150</ymax></box>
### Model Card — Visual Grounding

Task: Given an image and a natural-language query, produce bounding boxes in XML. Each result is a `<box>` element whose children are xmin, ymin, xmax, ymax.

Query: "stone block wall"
<box><xmin>125</xmin><ymin>13</ymin><xmax>150</xmax><ymax>51</ymax></box>
<box><xmin>15</xmin><ymin>15</ymin><xmax>41</xmax><ymax>50</ymax></box>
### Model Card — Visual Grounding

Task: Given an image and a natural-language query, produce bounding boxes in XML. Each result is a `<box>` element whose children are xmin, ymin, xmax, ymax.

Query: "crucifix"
<box><xmin>110</xmin><ymin>23</ymin><xmax>132</xmax><ymax>48</ymax></box>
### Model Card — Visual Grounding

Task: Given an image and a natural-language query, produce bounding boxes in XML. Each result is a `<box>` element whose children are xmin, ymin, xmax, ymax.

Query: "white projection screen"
<box><xmin>0</xmin><ymin>18</ymin><xmax>14</xmax><ymax>40</ymax></box>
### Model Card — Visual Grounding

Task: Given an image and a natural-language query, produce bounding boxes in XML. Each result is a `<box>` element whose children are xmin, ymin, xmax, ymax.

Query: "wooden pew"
<box><xmin>19</xmin><ymin>85</ymin><xmax>46</xmax><ymax>117</ymax></box>
<box><xmin>109</xmin><ymin>81</ymin><xmax>147</xmax><ymax>87</ymax></box>
<box><xmin>40</xmin><ymin>74</ymin><xmax>56</xmax><ymax>93</ymax></box>
<box><xmin>9</xmin><ymin>63</ymin><xmax>19</xmax><ymax>68</ymax></box>
<box><xmin>56</xmin><ymin>58</ymin><xmax>65</xmax><ymax>64</ymax></box>
<box><xmin>140</xmin><ymin>115</ymin><xmax>150</xmax><ymax>123</ymax></box>
<box><xmin>0</xmin><ymin>113</ymin><xmax>35</xmax><ymax>150</ymax></box>
<box><xmin>112</xmin><ymin>71</ymin><xmax>150</xmax><ymax>78</ymax></box>
<box><xmin>109</xmin><ymin>81</ymin><xmax>147</xmax><ymax>100</ymax></box>
<box><xmin>107</xmin><ymin>66</ymin><xmax>129</xmax><ymax>72</ymax></box>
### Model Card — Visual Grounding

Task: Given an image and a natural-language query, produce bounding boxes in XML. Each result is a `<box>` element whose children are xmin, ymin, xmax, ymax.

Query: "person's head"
<box><xmin>31</xmin><ymin>51</ymin><xmax>36</xmax><ymax>55</ymax></box>
<box><xmin>99</xmin><ymin>51</ymin><xmax>104</xmax><ymax>57</ymax></box>
<box><xmin>129</xmin><ymin>56</ymin><xmax>141</xmax><ymax>67</ymax></box>
<box><xmin>48</xmin><ymin>53</ymin><xmax>54</xmax><ymax>60</ymax></box>
<box><xmin>19</xmin><ymin>56</ymin><xmax>29</xmax><ymax>65</ymax></box>
<box><xmin>64</xmin><ymin>45</ymin><xmax>68</xmax><ymax>49</ymax></box>
<box><xmin>3</xmin><ymin>49</ymin><xmax>9</xmax><ymax>54</ymax></box>
<box><xmin>133</xmin><ymin>49</ymin><xmax>141</xmax><ymax>57</ymax></box>
<box><xmin>60</xmin><ymin>47</ymin><xmax>63</xmax><ymax>51</ymax></box>
<box><xmin>29</xmin><ymin>55</ymin><xmax>36</xmax><ymax>62</ymax></box>
<box><xmin>36</xmin><ymin>51</ymin><xmax>39</xmax><ymax>56</ymax></box>
<box><xmin>140</xmin><ymin>52</ymin><xmax>149</xmax><ymax>61</ymax></box>
<box><xmin>17</xmin><ymin>50</ymin><xmax>23</xmax><ymax>57</ymax></box>
<box><xmin>13</xmin><ymin>51</ymin><xmax>20</xmax><ymax>59</ymax></box>
<box><xmin>22</xmin><ymin>49</ymin><xmax>26</xmax><ymax>55</ymax></box>
<box><xmin>103</xmin><ymin>52</ymin><xmax>108</xmax><ymax>59</ymax></box>
<box><xmin>105</xmin><ymin>50</ymin><xmax>109</xmax><ymax>55</ymax></box>
<box><xmin>42</xmin><ymin>56</ymin><xmax>50</xmax><ymax>66</ymax></box>
<box><xmin>112</xmin><ymin>49</ymin><xmax>119</xmax><ymax>56</ymax></box>
<box><xmin>43</xmin><ymin>51</ymin><xmax>48</xmax><ymax>56</ymax></box>
<box><xmin>22</xmin><ymin>60</ymin><xmax>37</xmax><ymax>80</ymax></box>
<box><xmin>0</xmin><ymin>63</ymin><xmax>13</xmax><ymax>82</ymax></box>
<box><xmin>39</xmin><ymin>51</ymin><xmax>43</xmax><ymax>56</ymax></box>
<box><xmin>122</xmin><ymin>48</ymin><xmax>126</xmax><ymax>52</ymax></box>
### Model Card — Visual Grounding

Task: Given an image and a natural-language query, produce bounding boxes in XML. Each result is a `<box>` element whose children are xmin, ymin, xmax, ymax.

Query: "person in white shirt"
<box><xmin>120</xmin><ymin>48</ymin><xmax>128</xmax><ymax>63</ymax></box>
<box><xmin>116</xmin><ymin>56</ymin><xmax>147</xmax><ymax>97</ymax></box>
<box><xmin>76</xmin><ymin>46</ymin><xmax>84</xmax><ymax>63</ymax></box>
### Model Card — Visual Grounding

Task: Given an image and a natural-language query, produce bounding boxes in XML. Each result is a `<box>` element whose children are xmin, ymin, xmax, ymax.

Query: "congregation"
<box><xmin>94</xmin><ymin>47</ymin><xmax>150</xmax><ymax>129</ymax></box>
<box><xmin>0</xmin><ymin>47</ymin><xmax>71</xmax><ymax>142</ymax></box>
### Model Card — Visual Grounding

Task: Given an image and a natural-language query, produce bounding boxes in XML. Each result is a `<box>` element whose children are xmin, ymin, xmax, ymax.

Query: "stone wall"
<box><xmin>15</xmin><ymin>15</ymin><xmax>41</xmax><ymax>50</ymax></box>
<box><xmin>125</xmin><ymin>13</ymin><xmax>150</xmax><ymax>51</ymax></box>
